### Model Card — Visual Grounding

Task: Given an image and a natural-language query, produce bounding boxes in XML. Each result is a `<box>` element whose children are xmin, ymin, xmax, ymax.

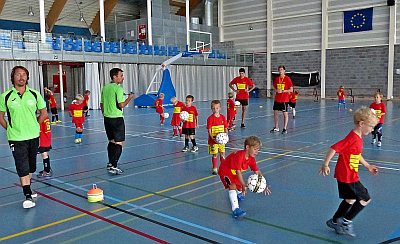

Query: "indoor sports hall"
<box><xmin>0</xmin><ymin>0</ymin><xmax>399</xmax><ymax>243</ymax></box>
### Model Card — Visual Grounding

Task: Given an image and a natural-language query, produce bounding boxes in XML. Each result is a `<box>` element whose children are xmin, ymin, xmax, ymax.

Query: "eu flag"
<box><xmin>343</xmin><ymin>8</ymin><xmax>373</xmax><ymax>33</ymax></box>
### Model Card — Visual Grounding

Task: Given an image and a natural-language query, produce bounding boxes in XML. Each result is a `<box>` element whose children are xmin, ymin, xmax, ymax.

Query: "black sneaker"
<box><xmin>281</xmin><ymin>128</ymin><xmax>288</xmax><ymax>134</ymax></box>
<box><xmin>107</xmin><ymin>163</ymin><xmax>112</xmax><ymax>170</ymax></box>
<box><xmin>241</xmin><ymin>123</ymin><xmax>246</xmax><ymax>128</ymax></box>
<box><xmin>270</xmin><ymin>127</ymin><xmax>279</xmax><ymax>133</ymax></box>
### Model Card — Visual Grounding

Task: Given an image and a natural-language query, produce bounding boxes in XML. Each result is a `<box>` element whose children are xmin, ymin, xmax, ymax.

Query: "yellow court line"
<box><xmin>0</xmin><ymin>149</ymin><xmax>296</xmax><ymax>242</ymax></box>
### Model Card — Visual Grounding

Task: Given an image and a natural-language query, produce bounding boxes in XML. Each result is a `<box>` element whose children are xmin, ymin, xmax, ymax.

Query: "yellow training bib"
<box><xmin>174</xmin><ymin>107</ymin><xmax>181</xmax><ymax>113</ymax></box>
<box><xmin>237</xmin><ymin>83</ymin><xmax>246</xmax><ymax>90</ymax></box>
<box><xmin>277</xmin><ymin>83</ymin><xmax>285</xmax><ymax>91</ymax></box>
<box><xmin>74</xmin><ymin>110</ymin><xmax>83</xmax><ymax>117</ymax></box>
<box><xmin>187</xmin><ymin>114</ymin><xmax>194</xmax><ymax>122</ymax></box>
<box><xmin>211</xmin><ymin>125</ymin><xmax>225</xmax><ymax>137</ymax></box>
<box><xmin>349</xmin><ymin>154</ymin><xmax>361</xmax><ymax>172</ymax></box>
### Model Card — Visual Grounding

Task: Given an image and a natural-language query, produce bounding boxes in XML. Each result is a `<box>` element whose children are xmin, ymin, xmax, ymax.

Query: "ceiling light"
<box><xmin>28</xmin><ymin>6</ymin><xmax>34</xmax><ymax>16</ymax></box>
<box><xmin>79</xmin><ymin>13</ymin><xmax>85</xmax><ymax>22</ymax></box>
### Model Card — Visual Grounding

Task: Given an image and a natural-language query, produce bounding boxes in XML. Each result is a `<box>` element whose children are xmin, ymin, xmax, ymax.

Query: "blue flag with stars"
<box><xmin>343</xmin><ymin>8</ymin><xmax>373</xmax><ymax>33</ymax></box>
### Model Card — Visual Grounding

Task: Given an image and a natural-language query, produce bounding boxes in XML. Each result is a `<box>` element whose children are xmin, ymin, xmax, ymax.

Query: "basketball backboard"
<box><xmin>187</xmin><ymin>30</ymin><xmax>212</xmax><ymax>54</ymax></box>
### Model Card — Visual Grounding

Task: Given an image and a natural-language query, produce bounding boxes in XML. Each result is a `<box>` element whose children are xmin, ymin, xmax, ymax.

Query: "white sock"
<box><xmin>229</xmin><ymin>190</ymin><xmax>239</xmax><ymax>211</ymax></box>
<box><xmin>293</xmin><ymin>109</ymin><xmax>296</xmax><ymax>117</ymax></box>
<box><xmin>236</xmin><ymin>190</ymin><xmax>242</xmax><ymax>195</ymax></box>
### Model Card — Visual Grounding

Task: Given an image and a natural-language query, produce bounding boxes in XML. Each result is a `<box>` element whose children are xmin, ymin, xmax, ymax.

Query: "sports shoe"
<box><xmin>281</xmin><ymin>128</ymin><xmax>288</xmax><ymax>134</ymax></box>
<box><xmin>212</xmin><ymin>168</ymin><xmax>218</xmax><ymax>175</ymax></box>
<box><xmin>74</xmin><ymin>139</ymin><xmax>80</xmax><ymax>144</ymax></box>
<box><xmin>237</xmin><ymin>192</ymin><xmax>245</xmax><ymax>202</ymax></box>
<box><xmin>108</xmin><ymin>166</ymin><xmax>124</xmax><ymax>175</ymax></box>
<box><xmin>270</xmin><ymin>127</ymin><xmax>279</xmax><ymax>133</ymax></box>
<box><xmin>377</xmin><ymin>141</ymin><xmax>382</xmax><ymax>147</ymax></box>
<box><xmin>371</xmin><ymin>138</ymin><xmax>376</xmax><ymax>144</ymax></box>
<box><xmin>241</xmin><ymin>123</ymin><xmax>246</xmax><ymax>128</ymax></box>
<box><xmin>232</xmin><ymin>208</ymin><xmax>246</xmax><ymax>218</ymax></box>
<box><xmin>37</xmin><ymin>170</ymin><xmax>53</xmax><ymax>178</ymax></box>
<box><xmin>172</xmin><ymin>134</ymin><xmax>178</xmax><ymax>138</ymax></box>
<box><xmin>107</xmin><ymin>163</ymin><xmax>113</xmax><ymax>170</ymax></box>
<box><xmin>23</xmin><ymin>197</ymin><xmax>36</xmax><ymax>209</ymax></box>
<box><xmin>31</xmin><ymin>193</ymin><xmax>38</xmax><ymax>198</ymax></box>
<box><xmin>56</xmin><ymin>120</ymin><xmax>62</xmax><ymax>123</ymax></box>
<box><xmin>191</xmin><ymin>146</ymin><xmax>199</xmax><ymax>152</ymax></box>
<box><xmin>78</xmin><ymin>138</ymin><xmax>82</xmax><ymax>143</ymax></box>
<box><xmin>337</xmin><ymin>217</ymin><xmax>356</xmax><ymax>237</ymax></box>
<box><xmin>326</xmin><ymin>218</ymin><xmax>343</xmax><ymax>234</ymax></box>
<box><xmin>182</xmin><ymin>146</ymin><xmax>189</xmax><ymax>152</ymax></box>
<box><xmin>51</xmin><ymin>121</ymin><xmax>56</xmax><ymax>125</ymax></box>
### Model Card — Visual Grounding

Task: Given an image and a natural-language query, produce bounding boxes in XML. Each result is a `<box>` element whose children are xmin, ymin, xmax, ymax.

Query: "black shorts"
<box><xmin>288</xmin><ymin>102</ymin><xmax>296</xmax><ymax>108</ymax></box>
<box><xmin>337</xmin><ymin>181</ymin><xmax>371</xmax><ymax>201</ymax></box>
<box><xmin>235</xmin><ymin>99</ymin><xmax>248</xmax><ymax>106</ymax></box>
<box><xmin>273</xmin><ymin>102</ymin><xmax>289</xmax><ymax>112</ymax></box>
<box><xmin>182</xmin><ymin>128</ymin><xmax>196</xmax><ymax>135</ymax></box>
<box><xmin>38</xmin><ymin>146</ymin><xmax>52</xmax><ymax>154</ymax></box>
<box><xmin>104</xmin><ymin>117</ymin><xmax>125</xmax><ymax>142</ymax></box>
<box><xmin>50</xmin><ymin>107</ymin><xmax>58</xmax><ymax>115</ymax></box>
<box><xmin>9</xmin><ymin>138</ymin><xmax>39</xmax><ymax>177</ymax></box>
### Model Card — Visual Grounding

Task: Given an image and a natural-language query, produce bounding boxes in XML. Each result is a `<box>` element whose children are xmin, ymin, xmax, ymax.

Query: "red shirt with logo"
<box><xmin>39</xmin><ymin>117</ymin><xmax>52</xmax><ymax>147</ymax></box>
<box><xmin>289</xmin><ymin>92</ymin><xmax>298</xmax><ymax>103</ymax></box>
<box><xmin>49</xmin><ymin>94</ymin><xmax>57</xmax><ymax>108</ymax></box>
<box><xmin>337</xmin><ymin>89</ymin><xmax>345</xmax><ymax>100</ymax></box>
<box><xmin>218</xmin><ymin>150</ymin><xmax>259</xmax><ymax>180</ymax></box>
<box><xmin>331</xmin><ymin>130</ymin><xmax>363</xmax><ymax>183</ymax></box>
<box><xmin>207</xmin><ymin>114</ymin><xmax>228</xmax><ymax>145</ymax></box>
<box><xmin>68</xmin><ymin>102</ymin><xmax>85</xmax><ymax>124</ymax></box>
<box><xmin>369</xmin><ymin>102</ymin><xmax>386</xmax><ymax>124</ymax></box>
<box><xmin>182</xmin><ymin>105</ymin><xmax>198</xmax><ymax>129</ymax></box>
<box><xmin>171</xmin><ymin>101</ymin><xmax>185</xmax><ymax>126</ymax></box>
<box><xmin>273</xmin><ymin>75</ymin><xmax>293</xmax><ymax>103</ymax></box>
<box><xmin>227</xmin><ymin>98</ymin><xmax>236</xmax><ymax>120</ymax></box>
<box><xmin>154</xmin><ymin>98</ymin><xmax>163</xmax><ymax>114</ymax></box>
<box><xmin>84</xmin><ymin>95</ymin><xmax>89</xmax><ymax>106</ymax></box>
<box><xmin>229</xmin><ymin>76</ymin><xmax>254</xmax><ymax>100</ymax></box>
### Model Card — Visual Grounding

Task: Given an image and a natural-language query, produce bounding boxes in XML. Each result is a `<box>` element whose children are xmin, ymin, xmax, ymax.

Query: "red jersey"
<box><xmin>289</xmin><ymin>92</ymin><xmax>298</xmax><ymax>103</ymax></box>
<box><xmin>84</xmin><ymin>95</ymin><xmax>89</xmax><ymax>106</ymax></box>
<box><xmin>171</xmin><ymin>101</ymin><xmax>185</xmax><ymax>126</ymax></box>
<box><xmin>337</xmin><ymin>89</ymin><xmax>345</xmax><ymax>100</ymax></box>
<box><xmin>182</xmin><ymin>106</ymin><xmax>198</xmax><ymax>129</ymax></box>
<box><xmin>331</xmin><ymin>131</ymin><xmax>363</xmax><ymax>183</ymax></box>
<box><xmin>218</xmin><ymin>150</ymin><xmax>259</xmax><ymax>179</ymax></box>
<box><xmin>39</xmin><ymin>117</ymin><xmax>52</xmax><ymax>147</ymax></box>
<box><xmin>227</xmin><ymin>98</ymin><xmax>236</xmax><ymax>119</ymax></box>
<box><xmin>229</xmin><ymin>76</ymin><xmax>254</xmax><ymax>100</ymax></box>
<box><xmin>369</xmin><ymin>102</ymin><xmax>386</xmax><ymax>124</ymax></box>
<box><xmin>49</xmin><ymin>94</ymin><xmax>57</xmax><ymax>108</ymax></box>
<box><xmin>273</xmin><ymin>75</ymin><xmax>293</xmax><ymax>103</ymax></box>
<box><xmin>155</xmin><ymin>98</ymin><xmax>163</xmax><ymax>114</ymax></box>
<box><xmin>207</xmin><ymin>114</ymin><xmax>228</xmax><ymax>145</ymax></box>
<box><xmin>68</xmin><ymin>102</ymin><xmax>85</xmax><ymax>124</ymax></box>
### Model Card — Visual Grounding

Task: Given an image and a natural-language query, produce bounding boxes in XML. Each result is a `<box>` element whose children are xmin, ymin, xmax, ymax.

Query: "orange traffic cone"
<box><xmin>87</xmin><ymin>184</ymin><xmax>104</xmax><ymax>202</ymax></box>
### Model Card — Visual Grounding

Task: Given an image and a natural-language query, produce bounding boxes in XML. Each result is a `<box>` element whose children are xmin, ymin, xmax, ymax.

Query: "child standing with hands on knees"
<box><xmin>218</xmin><ymin>136</ymin><xmax>271</xmax><ymax>218</ymax></box>
<box><xmin>207</xmin><ymin>100</ymin><xmax>228</xmax><ymax>175</ymax></box>
<box><xmin>320</xmin><ymin>107</ymin><xmax>379</xmax><ymax>237</ymax></box>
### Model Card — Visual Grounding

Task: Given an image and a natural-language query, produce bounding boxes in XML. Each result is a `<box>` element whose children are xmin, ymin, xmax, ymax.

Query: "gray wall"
<box><xmin>326</xmin><ymin>46</ymin><xmax>388</xmax><ymax>97</ymax></box>
<box><xmin>394</xmin><ymin>45</ymin><xmax>400</xmax><ymax>97</ymax></box>
<box><xmin>248</xmin><ymin>54</ymin><xmax>267</xmax><ymax>91</ymax></box>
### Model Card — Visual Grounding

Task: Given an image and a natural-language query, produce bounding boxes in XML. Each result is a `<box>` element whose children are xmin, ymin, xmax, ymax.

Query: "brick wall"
<box><xmin>394</xmin><ymin>45</ymin><xmax>400</xmax><ymax>98</ymax></box>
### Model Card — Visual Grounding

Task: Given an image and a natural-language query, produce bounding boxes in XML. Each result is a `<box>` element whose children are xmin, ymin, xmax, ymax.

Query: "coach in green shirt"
<box><xmin>100</xmin><ymin>68</ymin><xmax>134</xmax><ymax>175</ymax></box>
<box><xmin>0</xmin><ymin>66</ymin><xmax>48</xmax><ymax>209</ymax></box>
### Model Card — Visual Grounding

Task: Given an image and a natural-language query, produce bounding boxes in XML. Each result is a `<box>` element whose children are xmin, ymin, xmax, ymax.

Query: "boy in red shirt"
<box><xmin>170</xmin><ymin>97</ymin><xmax>185</xmax><ymax>137</ymax></box>
<box><xmin>154</xmin><ymin>93</ymin><xmax>165</xmax><ymax>125</ymax></box>
<box><xmin>369</xmin><ymin>92</ymin><xmax>386</xmax><ymax>147</ymax></box>
<box><xmin>320</xmin><ymin>107</ymin><xmax>379</xmax><ymax>237</ymax></box>
<box><xmin>83</xmin><ymin>90</ymin><xmax>91</xmax><ymax>117</ymax></box>
<box><xmin>226</xmin><ymin>92</ymin><xmax>236</xmax><ymax>131</ymax></box>
<box><xmin>337</xmin><ymin>86</ymin><xmax>346</xmax><ymax>110</ymax></box>
<box><xmin>207</xmin><ymin>100</ymin><xmax>228</xmax><ymax>175</ymax></box>
<box><xmin>181</xmin><ymin>95</ymin><xmax>198</xmax><ymax>152</ymax></box>
<box><xmin>218</xmin><ymin>136</ymin><xmax>271</xmax><ymax>218</ymax></box>
<box><xmin>45</xmin><ymin>87</ymin><xmax>61</xmax><ymax>124</ymax></box>
<box><xmin>68</xmin><ymin>94</ymin><xmax>86</xmax><ymax>144</ymax></box>
<box><xmin>229</xmin><ymin>68</ymin><xmax>255</xmax><ymax>128</ymax></box>
<box><xmin>288</xmin><ymin>90</ymin><xmax>298</xmax><ymax>119</ymax></box>
<box><xmin>37</xmin><ymin>115</ymin><xmax>53</xmax><ymax>177</ymax></box>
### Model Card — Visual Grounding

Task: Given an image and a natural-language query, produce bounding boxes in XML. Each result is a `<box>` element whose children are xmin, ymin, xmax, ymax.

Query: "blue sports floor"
<box><xmin>0</xmin><ymin>98</ymin><xmax>399</xmax><ymax>243</ymax></box>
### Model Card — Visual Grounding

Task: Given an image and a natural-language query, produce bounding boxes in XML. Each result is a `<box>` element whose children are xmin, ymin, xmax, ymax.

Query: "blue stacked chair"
<box><xmin>121</xmin><ymin>42</ymin><xmax>128</xmax><ymax>54</ymax></box>
<box><xmin>103</xmin><ymin>41</ymin><xmax>110</xmax><ymax>53</ymax></box>
<box><xmin>84</xmin><ymin>40</ymin><xmax>92</xmax><ymax>52</ymax></box>
<box><xmin>63</xmin><ymin>38</ymin><xmax>74</xmax><ymax>51</ymax></box>
<box><xmin>139</xmin><ymin>43</ymin><xmax>147</xmax><ymax>55</ymax></box>
<box><xmin>111</xmin><ymin>41</ymin><xmax>120</xmax><ymax>53</ymax></box>
<box><xmin>52</xmin><ymin>38</ymin><xmax>61</xmax><ymax>50</ymax></box>
<box><xmin>208</xmin><ymin>49</ymin><xmax>216</xmax><ymax>58</ymax></box>
<box><xmin>159</xmin><ymin>45</ymin><xmax>167</xmax><ymax>56</ymax></box>
<box><xmin>153</xmin><ymin>45</ymin><xmax>160</xmax><ymax>55</ymax></box>
<box><xmin>147</xmin><ymin>45</ymin><xmax>153</xmax><ymax>55</ymax></box>
<box><xmin>73</xmin><ymin>39</ymin><xmax>82</xmax><ymax>51</ymax></box>
<box><xmin>92</xmin><ymin>40</ymin><xmax>102</xmax><ymax>52</ymax></box>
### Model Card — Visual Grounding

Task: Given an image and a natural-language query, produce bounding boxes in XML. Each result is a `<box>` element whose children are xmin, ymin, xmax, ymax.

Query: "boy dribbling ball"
<box><xmin>320</xmin><ymin>107</ymin><xmax>379</xmax><ymax>237</ymax></box>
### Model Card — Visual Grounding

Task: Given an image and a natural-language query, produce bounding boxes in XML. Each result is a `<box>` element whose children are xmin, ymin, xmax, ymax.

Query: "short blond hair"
<box><xmin>170</xmin><ymin>96</ymin><xmax>177</xmax><ymax>103</ymax></box>
<box><xmin>75</xmin><ymin>94</ymin><xmax>84</xmax><ymax>101</ymax></box>
<box><xmin>244</xmin><ymin>136</ymin><xmax>262</xmax><ymax>148</ymax></box>
<box><xmin>353</xmin><ymin>106</ymin><xmax>378</xmax><ymax>125</ymax></box>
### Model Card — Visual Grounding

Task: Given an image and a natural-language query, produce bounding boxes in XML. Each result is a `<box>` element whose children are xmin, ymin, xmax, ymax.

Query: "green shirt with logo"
<box><xmin>0</xmin><ymin>86</ymin><xmax>46</xmax><ymax>141</ymax></box>
<box><xmin>101</xmin><ymin>82</ymin><xmax>125</xmax><ymax>118</ymax></box>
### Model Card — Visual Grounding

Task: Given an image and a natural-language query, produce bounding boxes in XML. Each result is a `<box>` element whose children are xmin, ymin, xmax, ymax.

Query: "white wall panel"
<box><xmin>396</xmin><ymin>4</ymin><xmax>400</xmax><ymax>43</ymax></box>
<box><xmin>272</xmin><ymin>0</ymin><xmax>321</xmax><ymax>18</ymax></box>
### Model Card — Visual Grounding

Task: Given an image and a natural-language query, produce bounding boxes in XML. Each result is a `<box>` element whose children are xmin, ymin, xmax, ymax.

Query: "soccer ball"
<box><xmin>180</xmin><ymin>111</ymin><xmax>189</xmax><ymax>121</ymax></box>
<box><xmin>234</xmin><ymin>101</ymin><xmax>241</xmax><ymax>106</ymax></box>
<box><xmin>215</xmin><ymin>132</ymin><xmax>229</xmax><ymax>144</ymax></box>
<box><xmin>247</xmin><ymin>174</ymin><xmax>267</xmax><ymax>193</ymax></box>
<box><xmin>163</xmin><ymin>112</ymin><xmax>169</xmax><ymax>118</ymax></box>
<box><xmin>370</xmin><ymin>108</ymin><xmax>376</xmax><ymax>114</ymax></box>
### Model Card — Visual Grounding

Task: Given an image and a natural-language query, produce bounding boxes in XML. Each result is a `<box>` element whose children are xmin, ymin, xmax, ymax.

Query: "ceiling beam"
<box><xmin>46</xmin><ymin>0</ymin><xmax>68</xmax><ymax>32</ymax></box>
<box><xmin>0</xmin><ymin>0</ymin><xmax>6</xmax><ymax>15</ymax></box>
<box><xmin>169</xmin><ymin>0</ymin><xmax>185</xmax><ymax>8</ymax></box>
<box><xmin>90</xmin><ymin>0</ymin><xmax>118</xmax><ymax>35</ymax></box>
<box><xmin>176</xmin><ymin>0</ymin><xmax>202</xmax><ymax>16</ymax></box>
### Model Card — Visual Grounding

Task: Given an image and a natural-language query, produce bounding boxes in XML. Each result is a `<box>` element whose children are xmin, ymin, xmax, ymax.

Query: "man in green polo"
<box><xmin>101</xmin><ymin>68</ymin><xmax>134</xmax><ymax>175</ymax></box>
<box><xmin>0</xmin><ymin>66</ymin><xmax>48</xmax><ymax>209</ymax></box>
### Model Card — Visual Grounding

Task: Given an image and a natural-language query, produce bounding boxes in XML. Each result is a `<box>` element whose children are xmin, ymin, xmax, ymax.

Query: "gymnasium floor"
<box><xmin>0</xmin><ymin>98</ymin><xmax>399</xmax><ymax>244</ymax></box>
